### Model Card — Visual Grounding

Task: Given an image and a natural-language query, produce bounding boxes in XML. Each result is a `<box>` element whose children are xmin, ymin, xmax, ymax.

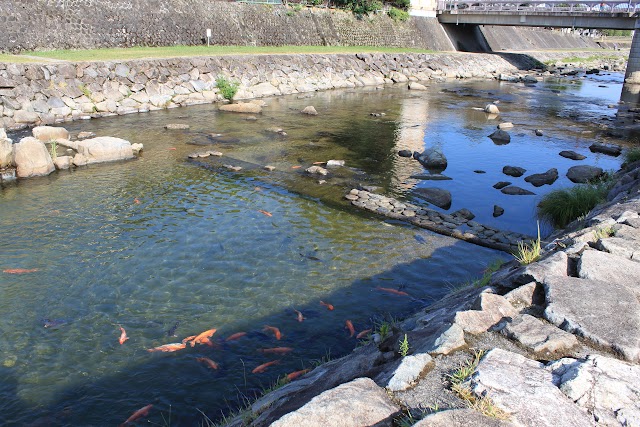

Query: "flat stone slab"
<box><xmin>270</xmin><ymin>377</ymin><xmax>398</xmax><ymax>427</ymax></box>
<box><xmin>454</xmin><ymin>293</ymin><xmax>518</xmax><ymax>334</ymax></box>
<box><xmin>559</xmin><ymin>150</ymin><xmax>586</xmax><ymax>160</ymax></box>
<box><xmin>550</xmin><ymin>355</ymin><xmax>640</xmax><ymax>427</ymax></box>
<box><xmin>386</xmin><ymin>353</ymin><xmax>434</xmax><ymax>392</ymax></box>
<box><xmin>578</xmin><ymin>250</ymin><xmax>640</xmax><ymax>295</ymax></box>
<box><xmin>471</xmin><ymin>349</ymin><xmax>594</xmax><ymax>427</ymax></box>
<box><xmin>501</xmin><ymin>314</ymin><xmax>579</xmax><ymax>356</ymax></box>
<box><xmin>595</xmin><ymin>237</ymin><xmax>639</xmax><ymax>262</ymax></box>
<box><xmin>501</xmin><ymin>186</ymin><xmax>535</xmax><ymax>196</ymax></box>
<box><xmin>543</xmin><ymin>275</ymin><xmax>640</xmax><ymax>362</ymax></box>
<box><xmin>414</xmin><ymin>408</ymin><xmax>516</xmax><ymax>427</ymax></box>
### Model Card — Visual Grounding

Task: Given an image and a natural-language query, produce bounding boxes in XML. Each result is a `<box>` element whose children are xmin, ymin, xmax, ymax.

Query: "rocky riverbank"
<box><xmin>223</xmin><ymin>159</ymin><xmax>640</xmax><ymax>426</ymax></box>
<box><xmin>0</xmin><ymin>49</ymin><xmax>627</xmax><ymax>133</ymax></box>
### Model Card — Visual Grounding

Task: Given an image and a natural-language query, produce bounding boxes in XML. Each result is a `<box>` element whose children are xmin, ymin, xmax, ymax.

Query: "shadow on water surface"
<box><xmin>3</xmin><ymin>238</ymin><xmax>505</xmax><ymax>427</ymax></box>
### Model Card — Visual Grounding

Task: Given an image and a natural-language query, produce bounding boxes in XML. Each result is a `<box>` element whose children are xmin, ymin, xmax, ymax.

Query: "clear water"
<box><xmin>0</xmin><ymin>74</ymin><xmax>625</xmax><ymax>426</ymax></box>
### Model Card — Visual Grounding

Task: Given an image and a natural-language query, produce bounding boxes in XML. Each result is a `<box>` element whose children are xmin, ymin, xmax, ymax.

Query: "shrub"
<box><xmin>624</xmin><ymin>147</ymin><xmax>640</xmax><ymax>164</ymax></box>
<box><xmin>537</xmin><ymin>182</ymin><xmax>611</xmax><ymax>228</ymax></box>
<box><xmin>351</xmin><ymin>0</ymin><xmax>382</xmax><ymax>15</ymax></box>
<box><xmin>216</xmin><ymin>75</ymin><xmax>239</xmax><ymax>102</ymax></box>
<box><xmin>388</xmin><ymin>7</ymin><xmax>410</xmax><ymax>21</ymax></box>
<box><xmin>392</xmin><ymin>0</ymin><xmax>411</xmax><ymax>8</ymax></box>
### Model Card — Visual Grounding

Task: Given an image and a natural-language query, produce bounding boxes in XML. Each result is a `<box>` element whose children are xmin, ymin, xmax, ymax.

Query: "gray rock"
<box><xmin>535</xmin><ymin>129</ymin><xmax>544</xmax><ymax>136</ymax></box>
<box><xmin>454</xmin><ymin>293</ymin><xmax>518</xmax><ymax>334</ymax></box>
<box><xmin>543</xmin><ymin>275</ymin><xmax>640</xmax><ymax>362</ymax></box>
<box><xmin>386</xmin><ymin>353</ymin><xmax>434</xmax><ymax>392</ymax></box>
<box><xmin>301</xmin><ymin>106</ymin><xmax>318</xmax><ymax>115</ymax></box>
<box><xmin>589</xmin><ymin>142</ymin><xmax>622</xmax><ymax>157</ymax></box>
<box><xmin>219</xmin><ymin>103</ymin><xmax>262</xmax><ymax>114</ymax></box>
<box><xmin>13</xmin><ymin>110</ymin><xmax>39</xmax><ymax>124</ymax></box>
<box><xmin>471</xmin><ymin>349</ymin><xmax>594</xmax><ymax>427</ymax></box>
<box><xmin>76</xmin><ymin>137</ymin><xmax>134</xmax><ymax>164</ymax></box>
<box><xmin>497</xmin><ymin>122</ymin><xmax>513</xmax><ymax>129</ymax></box>
<box><xmin>414</xmin><ymin>409</ymin><xmax>516</xmax><ymax>427</ymax></box>
<box><xmin>501</xmin><ymin>314</ymin><xmax>579</xmax><ymax>356</ymax></box>
<box><xmin>408</xmin><ymin>82</ymin><xmax>427</xmax><ymax>91</ymax></box>
<box><xmin>415</xmin><ymin>147</ymin><xmax>448</xmax><ymax>170</ymax></box>
<box><xmin>32</xmin><ymin>126</ymin><xmax>69</xmax><ymax>142</ymax></box>
<box><xmin>413</xmin><ymin>187</ymin><xmax>452</xmax><ymax>209</ymax></box>
<box><xmin>550</xmin><ymin>355</ymin><xmax>640</xmax><ymax>427</ymax></box>
<box><xmin>164</xmin><ymin>123</ymin><xmax>190</xmax><ymax>130</ymax></box>
<box><xmin>484</xmin><ymin>103</ymin><xmax>500</xmax><ymax>114</ymax></box>
<box><xmin>512</xmin><ymin>250</ymin><xmax>569</xmax><ymax>287</ymax></box>
<box><xmin>595</xmin><ymin>237</ymin><xmax>639</xmax><ymax>261</ymax></box>
<box><xmin>306</xmin><ymin>165</ymin><xmax>328</xmax><ymax>176</ymax></box>
<box><xmin>488</xmin><ymin>129</ymin><xmax>511</xmax><ymax>144</ymax></box>
<box><xmin>14</xmin><ymin>137</ymin><xmax>55</xmax><ymax>178</ymax></box>
<box><xmin>0</xmin><ymin>133</ymin><xmax>13</xmax><ymax>168</ymax></box>
<box><xmin>326</xmin><ymin>159</ymin><xmax>345</xmax><ymax>167</ymax></box>
<box><xmin>76</xmin><ymin>131</ymin><xmax>96</xmax><ymax>140</ymax></box>
<box><xmin>578</xmin><ymin>250</ymin><xmax>640</xmax><ymax>293</ymax></box>
<box><xmin>504</xmin><ymin>282</ymin><xmax>540</xmax><ymax>309</ymax></box>
<box><xmin>566</xmin><ymin>165</ymin><xmax>603</xmax><ymax>183</ymax></box>
<box><xmin>559</xmin><ymin>150</ymin><xmax>586</xmax><ymax>161</ymax></box>
<box><xmin>412</xmin><ymin>323</ymin><xmax>466</xmax><ymax>355</ymax></box>
<box><xmin>53</xmin><ymin>155</ymin><xmax>71</xmax><ymax>170</ymax></box>
<box><xmin>503</xmin><ymin>166</ymin><xmax>526</xmax><ymax>177</ymax></box>
<box><xmin>524</xmin><ymin>168</ymin><xmax>558</xmax><ymax>187</ymax></box>
<box><xmin>493</xmin><ymin>181</ymin><xmax>511</xmax><ymax>189</ymax></box>
<box><xmin>398</xmin><ymin>149</ymin><xmax>413</xmax><ymax>157</ymax></box>
<box><xmin>270</xmin><ymin>378</ymin><xmax>399</xmax><ymax>427</ymax></box>
<box><xmin>410</xmin><ymin>173</ymin><xmax>452</xmax><ymax>181</ymax></box>
<box><xmin>501</xmin><ymin>186</ymin><xmax>535</xmax><ymax>196</ymax></box>
<box><xmin>493</xmin><ymin>205</ymin><xmax>504</xmax><ymax>217</ymax></box>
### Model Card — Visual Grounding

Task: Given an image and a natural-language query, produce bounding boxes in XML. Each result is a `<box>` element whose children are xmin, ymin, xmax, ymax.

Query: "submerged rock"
<box><xmin>413</xmin><ymin>187</ymin><xmax>452</xmax><ymax>209</ymax></box>
<box><xmin>398</xmin><ymin>149</ymin><xmax>413</xmax><ymax>158</ymax></box>
<box><xmin>501</xmin><ymin>186</ymin><xmax>535</xmax><ymax>195</ymax></box>
<box><xmin>306</xmin><ymin>165</ymin><xmax>328</xmax><ymax>176</ymax></box>
<box><xmin>493</xmin><ymin>181</ymin><xmax>511</xmax><ymax>189</ymax></box>
<box><xmin>301</xmin><ymin>106</ymin><xmax>318</xmax><ymax>115</ymax></box>
<box><xmin>164</xmin><ymin>123</ymin><xmax>190</xmax><ymax>130</ymax></box>
<box><xmin>559</xmin><ymin>150</ymin><xmax>586</xmax><ymax>161</ymax></box>
<box><xmin>219</xmin><ymin>103</ymin><xmax>262</xmax><ymax>114</ymax></box>
<box><xmin>493</xmin><ymin>205</ymin><xmax>505</xmax><ymax>217</ymax></box>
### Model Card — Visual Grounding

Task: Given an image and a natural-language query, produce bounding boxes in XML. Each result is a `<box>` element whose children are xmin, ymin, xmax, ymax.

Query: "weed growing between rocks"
<box><xmin>593</xmin><ymin>225</ymin><xmax>616</xmax><ymax>240</ymax></box>
<box><xmin>399</xmin><ymin>333</ymin><xmax>410</xmax><ymax>357</ymax></box>
<box><xmin>447</xmin><ymin>349</ymin><xmax>485</xmax><ymax>385</ymax></box>
<box><xmin>216</xmin><ymin>76</ymin><xmax>240</xmax><ymax>102</ymax></box>
<box><xmin>48</xmin><ymin>139</ymin><xmax>58</xmax><ymax>159</ymax></box>
<box><xmin>625</xmin><ymin>147</ymin><xmax>640</xmax><ymax>164</ymax></box>
<box><xmin>537</xmin><ymin>175</ymin><xmax>615</xmax><ymax>228</ymax></box>
<box><xmin>514</xmin><ymin>222</ymin><xmax>541</xmax><ymax>265</ymax></box>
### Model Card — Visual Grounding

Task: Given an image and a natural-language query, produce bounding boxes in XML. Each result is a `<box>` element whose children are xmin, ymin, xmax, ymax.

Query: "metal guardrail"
<box><xmin>437</xmin><ymin>0</ymin><xmax>640</xmax><ymax>14</ymax></box>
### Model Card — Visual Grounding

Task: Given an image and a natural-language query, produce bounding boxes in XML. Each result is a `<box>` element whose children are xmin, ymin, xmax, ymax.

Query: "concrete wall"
<box><xmin>0</xmin><ymin>1</ymin><xmax>453</xmax><ymax>52</ymax></box>
<box><xmin>480</xmin><ymin>26</ymin><xmax>602</xmax><ymax>51</ymax></box>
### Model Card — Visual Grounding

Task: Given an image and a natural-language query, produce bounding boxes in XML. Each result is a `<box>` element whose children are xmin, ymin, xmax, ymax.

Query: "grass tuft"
<box><xmin>513</xmin><ymin>222</ymin><xmax>541</xmax><ymax>265</ymax></box>
<box><xmin>593</xmin><ymin>225</ymin><xmax>616</xmax><ymax>240</ymax></box>
<box><xmin>537</xmin><ymin>177</ymin><xmax>614</xmax><ymax>228</ymax></box>
<box><xmin>624</xmin><ymin>147</ymin><xmax>640</xmax><ymax>164</ymax></box>
<box><xmin>447</xmin><ymin>349</ymin><xmax>485</xmax><ymax>386</ymax></box>
<box><xmin>398</xmin><ymin>333</ymin><xmax>410</xmax><ymax>357</ymax></box>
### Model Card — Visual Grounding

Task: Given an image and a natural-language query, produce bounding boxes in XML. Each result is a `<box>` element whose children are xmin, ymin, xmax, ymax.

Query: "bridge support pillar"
<box><xmin>624</xmin><ymin>20</ymin><xmax>640</xmax><ymax>84</ymax></box>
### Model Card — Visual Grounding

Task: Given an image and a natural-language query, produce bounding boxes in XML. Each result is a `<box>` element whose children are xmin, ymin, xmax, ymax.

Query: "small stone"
<box><xmin>524</xmin><ymin>168</ymin><xmax>558</xmax><ymax>187</ymax></box>
<box><xmin>223</xmin><ymin>164</ymin><xmax>242</xmax><ymax>171</ymax></box>
<box><xmin>493</xmin><ymin>181</ymin><xmax>511</xmax><ymax>189</ymax></box>
<box><xmin>535</xmin><ymin>129</ymin><xmax>544</xmax><ymax>136</ymax></box>
<box><xmin>501</xmin><ymin>186</ymin><xmax>535</xmax><ymax>196</ymax></box>
<box><xmin>559</xmin><ymin>150</ymin><xmax>586</xmax><ymax>161</ymax></box>
<box><xmin>474</xmin><ymin>170</ymin><xmax>486</xmax><ymax>174</ymax></box>
<box><xmin>488</xmin><ymin>129</ymin><xmax>511</xmax><ymax>144</ymax></box>
<box><xmin>301</xmin><ymin>106</ymin><xmax>318</xmax><ymax>115</ymax></box>
<box><xmin>220</xmin><ymin>103</ymin><xmax>262</xmax><ymax>114</ymax></box>
<box><xmin>493</xmin><ymin>205</ymin><xmax>505</xmax><ymax>217</ymax></box>
<box><xmin>589</xmin><ymin>142</ymin><xmax>622</xmax><ymax>156</ymax></box>
<box><xmin>484</xmin><ymin>103</ymin><xmax>500</xmax><ymax>114</ymax></box>
<box><xmin>164</xmin><ymin>123</ymin><xmax>190</xmax><ymax>130</ymax></box>
<box><xmin>398</xmin><ymin>150</ymin><xmax>413</xmax><ymax>158</ymax></box>
<box><xmin>264</xmin><ymin>165</ymin><xmax>276</xmax><ymax>171</ymax></box>
<box><xmin>386</xmin><ymin>353</ymin><xmax>433</xmax><ymax>391</ymax></box>
<box><xmin>503</xmin><ymin>166</ymin><xmax>526</xmax><ymax>177</ymax></box>
<box><xmin>131</xmin><ymin>143</ymin><xmax>143</xmax><ymax>155</ymax></box>
<box><xmin>76</xmin><ymin>131</ymin><xmax>96</xmax><ymax>140</ymax></box>
<box><xmin>408</xmin><ymin>82</ymin><xmax>428</xmax><ymax>91</ymax></box>
<box><xmin>497</xmin><ymin>122</ymin><xmax>513</xmax><ymax>129</ymax></box>
<box><xmin>207</xmin><ymin>151</ymin><xmax>223</xmax><ymax>157</ymax></box>
<box><xmin>326</xmin><ymin>160</ymin><xmax>345</xmax><ymax>167</ymax></box>
<box><xmin>452</xmin><ymin>208</ymin><xmax>475</xmax><ymax>220</ymax></box>
<box><xmin>306</xmin><ymin>165</ymin><xmax>328</xmax><ymax>176</ymax></box>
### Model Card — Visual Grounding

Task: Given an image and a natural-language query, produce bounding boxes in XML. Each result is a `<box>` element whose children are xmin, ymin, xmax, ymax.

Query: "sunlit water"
<box><xmin>0</xmin><ymin>73</ymin><xmax>626</xmax><ymax>426</ymax></box>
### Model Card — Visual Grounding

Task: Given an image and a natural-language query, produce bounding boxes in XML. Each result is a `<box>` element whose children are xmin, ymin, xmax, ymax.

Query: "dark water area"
<box><xmin>0</xmin><ymin>74</ymin><xmax>627</xmax><ymax>426</ymax></box>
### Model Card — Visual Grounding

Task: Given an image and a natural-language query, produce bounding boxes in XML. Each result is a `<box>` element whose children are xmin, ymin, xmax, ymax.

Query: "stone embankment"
<box><xmin>228</xmin><ymin>160</ymin><xmax>640</xmax><ymax>426</ymax></box>
<box><xmin>0</xmin><ymin>49</ymin><xmax>627</xmax><ymax>132</ymax></box>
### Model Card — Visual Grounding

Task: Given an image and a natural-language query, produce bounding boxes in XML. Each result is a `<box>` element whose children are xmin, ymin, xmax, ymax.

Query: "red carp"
<box><xmin>258</xmin><ymin>210</ymin><xmax>273</xmax><ymax>217</ymax></box>
<box><xmin>118</xmin><ymin>327</ymin><xmax>129</xmax><ymax>345</ymax></box>
<box><xmin>356</xmin><ymin>329</ymin><xmax>372</xmax><ymax>339</ymax></box>
<box><xmin>263</xmin><ymin>325</ymin><xmax>282</xmax><ymax>340</ymax></box>
<box><xmin>196</xmin><ymin>357</ymin><xmax>219</xmax><ymax>370</ymax></box>
<box><xmin>147</xmin><ymin>343</ymin><xmax>186</xmax><ymax>353</ymax></box>
<box><xmin>319</xmin><ymin>301</ymin><xmax>334</xmax><ymax>311</ymax></box>
<box><xmin>375</xmin><ymin>287</ymin><xmax>410</xmax><ymax>297</ymax></box>
<box><xmin>252</xmin><ymin>360</ymin><xmax>280</xmax><ymax>374</ymax></box>
<box><xmin>259</xmin><ymin>347</ymin><xmax>293</xmax><ymax>354</ymax></box>
<box><xmin>3</xmin><ymin>268</ymin><xmax>39</xmax><ymax>274</ymax></box>
<box><xmin>120</xmin><ymin>404</ymin><xmax>153</xmax><ymax>426</ymax></box>
<box><xmin>188</xmin><ymin>328</ymin><xmax>217</xmax><ymax>347</ymax></box>
<box><xmin>293</xmin><ymin>309</ymin><xmax>305</xmax><ymax>322</ymax></box>
<box><xmin>225</xmin><ymin>332</ymin><xmax>247</xmax><ymax>341</ymax></box>
<box><xmin>286</xmin><ymin>369</ymin><xmax>310</xmax><ymax>381</ymax></box>
<box><xmin>345</xmin><ymin>320</ymin><xmax>355</xmax><ymax>337</ymax></box>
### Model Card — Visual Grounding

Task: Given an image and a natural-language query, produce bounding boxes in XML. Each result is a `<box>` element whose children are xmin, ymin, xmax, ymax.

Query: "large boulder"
<box><xmin>566</xmin><ymin>165</ymin><xmax>603</xmax><ymax>183</ymax></box>
<box><xmin>32</xmin><ymin>126</ymin><xmax>69</xmax><ymax>142</ymax></box>
<box><xmin>484</xmin><ymin>103</ymin><xmax>500</xmax><ymax>114</ymax></box>
<box><xmin>76</xmin><ymin>137</ymin><xmax>134</xmax><ymax>164</ymax></box>
<box><xmin>415</xmin><ymin>147</ymin><xmax>447</xmax><ymax>170</ymax></box>
<box><xmin>14</xmin><ymin>137</ymin><xmax>55</xmax><ymax>178</ymax></box>
<box><xmin>219</xmin><ymin>103</ymin><xmax>262</xmax><ymax>114</ymax></box>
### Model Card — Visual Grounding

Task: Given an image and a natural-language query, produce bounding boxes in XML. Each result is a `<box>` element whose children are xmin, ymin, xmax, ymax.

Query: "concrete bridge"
<box><xmin>420</xmin><ymin>0</ymin><xmax>640</xmax><ymax>83</ymax></box>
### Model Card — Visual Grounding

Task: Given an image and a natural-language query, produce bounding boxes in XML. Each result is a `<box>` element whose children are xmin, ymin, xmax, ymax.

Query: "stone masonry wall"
<box><xmin>0</xmin><ymin>1</ymin><xmax>453</xmax><ymax>52</ymax></box>
<box><xmin>0</xmin><ymin>52</ymin><xmax>542</xmax><ymax>130</ymax></box>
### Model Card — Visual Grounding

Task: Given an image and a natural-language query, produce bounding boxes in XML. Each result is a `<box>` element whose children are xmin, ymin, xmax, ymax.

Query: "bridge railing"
<box><xmin>437</xmin><ymin>0</ymin><xmax>640</xmax><ymax>14</ymax></box>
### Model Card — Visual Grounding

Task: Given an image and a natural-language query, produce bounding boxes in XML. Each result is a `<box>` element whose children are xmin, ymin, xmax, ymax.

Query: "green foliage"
<box><xmin>348</xmin><ymin>0</ymin><xmax>383</xmax><ymax>15</ymax></box>
<box><xmin>593</xmin><ymin>225</ymin><xmax>616</xmax><ymax>241</ymax></box>
<box><xmin>601</xmin><ymin>29</ymin><xmax>632</xmax><ymax>37</ymax></box>
<box><xmin>309</xmin><ymin>0</ymin><xmax>325</xmax><ymax>5</ymax></box>
<box><xmin>216</xmin><ymin>76</ymin><xmax>239</xmax><ymax>102</ymax></box>
<box><xmin>474</xmin><ymin>259</ymin><xmax>505</xmax><ymax>288</ymax></box>
<box><xmin>513</xmin><ymin>222</ymin><xmax>541</xmax><ymax>266</ymax></box>
<box><xmin>537</xmin><ymin>179</ymin><xmax>613</xmax><ymax>228</ymax></box>
<box><xmin>624</xmin><ymin>147</ymin><xmax>640</xmax><ymax>164</ymax></box>
<box><xmin>391</xmin><ymin>0</ymin><xmax>411</xmax><ymax>8</ymax></box>
<box><xmin>398</xmin><ymin>333</ymin><xmax>409</xmax><ymax>357</ymax></box>
<box><xmin>388</xmin><ymin>7</ymin><xmax>409</xmax><ymax>21</ymax></box>
<box><xmin>78</xmin><ymin>84</ymin><xmax>92</xmax><ymax>98</ymax></box>
<box><xmin>447</xmin><ymin>349</ymin><xmax>485</xmax><ymax>386</ymax></box>
<box><xmin>49</xmin><ymin>140</ymin><xmax>58</xmax><ymax>159</ymax></box>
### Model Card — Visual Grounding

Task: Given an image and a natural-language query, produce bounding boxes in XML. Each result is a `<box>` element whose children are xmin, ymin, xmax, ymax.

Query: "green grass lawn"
<box><xmin>16</xmin><ymin>45</ymin><xmax>437</xmax><ymax>62</ymax></box>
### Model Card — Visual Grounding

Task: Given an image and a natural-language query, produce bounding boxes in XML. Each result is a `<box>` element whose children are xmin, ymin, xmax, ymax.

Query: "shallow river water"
<box><xmin>0</xmin><ymin>73</ymin><xmax>628</xmax><ymax>426</ymax></box>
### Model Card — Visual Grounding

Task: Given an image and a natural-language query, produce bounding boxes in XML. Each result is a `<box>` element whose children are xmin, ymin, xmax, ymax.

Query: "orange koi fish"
<box><xmin>263</xmin><ymin>325</ymin><xmax>282</xmax><ymax>340</ymax></box>
<box><xmin>168</xmin><ymin>147</ymin><xmax>177</xmax><ymax>150</ymax></box>
<box><xmin>286</xmin><ymin>369</ymin><xmax>310</xmax><ymax>381</ymax></box>
<box><xmin>133</xmin><ymin>198</ymin><xmax>141</xmax><ymax>204</ymax></box>
<box><xmin>312</xmin><ymin>161</ymin><xmax>326</xmax><ymax>165</ymax></box>
<box><xmin>291</xmin><ymin>165</ymin><xmax>302</xmax><ymax>169</ymax></box>
<box><xmin>293</xmin><ymin>309</ymin><xmax>305</xmax><ymax>322</ymax></box>
<box><xmin>146</xmin><ymin>343</ymin><xmax>186</xmax><ymax>353</ymax></box>
<box><xmin>345</xmin><ymin>320</ymin><xmax>355</xmax><ymax>337</ymax></box>
<box><xmin>225</xmin><ymin>332</ymin><xmax>247</xmax><ymax>341</ymax></box>
<box><xmin>252</xmin><ymin>359</ymin><xmax>280</xmax><ymax>374</ymax></box>
<box><xmin>259</xmin><ymin>347</ymin><xmax>293</xmax><ymax>354</ymax></box>
<box><xmin>118</xmin><ymin>326</ymin><xmax>129</xmax><ymax>345</ymax></box>
<box><xmin>196</xmin><ymin>357</ymin><xmax>219</xmax><ymax>370</ymax></box>
<box><xmin>181</xmin><ymin>335</ymin><xmax>197</xmax><ymax>344</ymax></box>
<box><xmin>120</xmin><ymin>404</ymin><xmax>153</xmax><ymax>426</ymax></box>
<box><xmin>375</xmin><ymin>287</ymin><xmax>410</xmax><ymax>297</ymax></box>
<box><xmin>356</xmin><ymin>329</ymin><xmax>372</xmax><ymax>339</ymax></box>
<box><xmin>3</xmin><ymin>268</ymin><xmax>39</xmax><ymax>274</ymax></box>
<box><xmin>319</xmin><ymin>301</ymin><xmax>334</xmax><ymax>311</ymax></box>
<box><xmin>258</xmin><ymin>210</ymin><xmax>273</xmax><ymax>217</ymax></box>
<box><xmin>188</xmin><ymin>328</ymin><xmax>217</xmax><ymax>347</ymax></box>
<box><xmin>254</xmin><ymin>186</ymin><xmax>263</xmax><ymax>192</ymax></box>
